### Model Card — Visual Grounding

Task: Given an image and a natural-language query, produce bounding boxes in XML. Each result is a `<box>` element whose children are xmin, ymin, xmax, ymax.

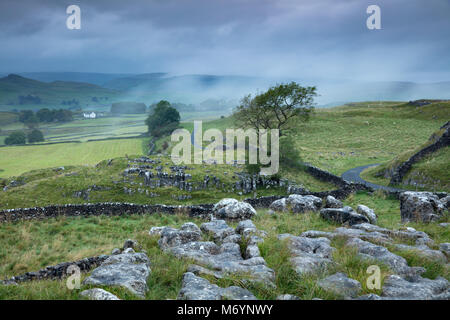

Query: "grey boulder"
<box><xmin>278</xmin><ymin>234</ymin><xmax>335</xmax><ymax>276</ymax></box>
<box><xmin>356</xmin><ymin>205</ymin><xmax>378</xmax><ymax>225</ymax></box>
<box><xmin>399</xmin><ymin>191</ymin><xmax>444</xmax><ymax>223</ymax></box>
<box><xmin>320</xmin><ymin>206</ymin><xmax>369</xmax><ymax>226</ymax></box>
<box><xmin>177</xmin><ymin>272</ymin><xmax>257</xmax><ymax>300</ymax></box>
<box><xmin>382</xmin><ymin>275</ymin><xmax>449</xmax><ymax>300</ymax></box>
<box><xmin>200</xmin><ymin>220</ymin><xmax>235</xmax><ymax>243</ymax></box>
<box><xmin>80</xmin><ymin>288</ymin><xmax>120</xmax><ymax>300</ymax></box>
<box><xmin>317</xmin><ymin>272</ymin><xmax>362</xmax><ymax>298</ymax></box>
<box><xmin>213</xmin><ymin>198</ymin><xmax>257</xmax><ymax>220</ymax></box>
<box><xmin>325</xmin><ymin>196</ymin><xmax>343</xmax><ymax>209</ymax></box>
<box><xmin>83</xmin><ymin>252</ymin><xmax>151</xmax><ymax>298</ymax></box>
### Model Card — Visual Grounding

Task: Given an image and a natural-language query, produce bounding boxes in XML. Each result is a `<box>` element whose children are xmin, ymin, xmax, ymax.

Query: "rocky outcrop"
<box><xmin>212</xmin><ymin>199</ymin><xmax>257</xmax><ymax>220</ymax></box>
<box><xmin>83</xmin><ymin>247</ymin><xmax>151</xmax><ymax>298</ymax></box>
<box><xmin>317</xmin><ymin>272</ymin><xmax>362</xmax><ymax>298</ymax></box>
<box><xmin>400</xmin><ymin>191</ymin><xmax>445</xmax><ymax>223</ymax></box>
<box><xmin>269</xmin><ymin>194</ymin><xmax>322</xmax><ymax>213</ymax></box>
<box><xmin>153</xmin><ymin>221</ymin><xmax>275</xmax><ymax>290</ymax></box>
<box><xmin>278</xmin><ymin>234</ymin><xmax>335</xmax><ymax>276</ymax></box>
<box><xmin>177</xmin><ymin>272</ymin><xmax>257</xmax><ymax>300</ymax></box>
<box><xmin>394</xmin><ymin>244</ymin><xmax>447</xmax><ymax>263</ymax></box>
<box><xmin>325</xmin><ymin>196</ymin><xmax>343</xmax><ymax>209</ymax></box>
<box><xmin>302</xmin><ymin>223</ymin><xmax>433</xmax><ymax>246</ymax></box>
<box><xmin>320</xmin><ymin>206</ymin><xmax>370</xmax><ymax>226</ymax></box>
<box><xmin>346</xmin><ymin>238</ymin><xmax>424</xmax><ymax>277</ymax></box>
<box><xmin>356</xmin><ymin>205</ymin><xmax>378</xmax><ymax>225</ymax></box>
<box><xmin>381</xmin><ymin>275</ymin><xmax>449</xmax><ymax>300</ymax></box>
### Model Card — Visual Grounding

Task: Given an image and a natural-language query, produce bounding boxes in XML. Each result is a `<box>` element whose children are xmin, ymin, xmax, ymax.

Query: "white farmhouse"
<box><xmin>83</xmin><ymin>112</ymin><xmax>96</xmax><ymax>119</ymax></box>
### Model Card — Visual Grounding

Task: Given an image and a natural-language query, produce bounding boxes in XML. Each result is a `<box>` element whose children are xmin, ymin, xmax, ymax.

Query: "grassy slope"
<box><xmin>358</xmin><ymin>102</ymin><xmax>450</xmax><ymax>192</ymax></box>
<box><xmin>291</xmin><ymin>101</ymin><xmax>448</xmax><ymax>176</ymax></box>
<box><xmin>0</xmin><ymin>154</ymin><xmax>333</xmax><ymax>210</ymax></box>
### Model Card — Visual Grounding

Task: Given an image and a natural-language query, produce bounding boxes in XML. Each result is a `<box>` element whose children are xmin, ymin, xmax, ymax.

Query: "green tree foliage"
<box><xmin>234</xmin><ymin>82</ymin><xmax>315</xmax><ymax>175</ymax></box>
<box><xmin>279</xmin><ymin>133</ymin><xmax>302</xmax><ymax>168</ymax></box>
<box><xmin>145</xmin><ymin>100</ymin><xmax>180</xmax><ymax>137</ymax></box>
<box><xmin>27</xmin><ymin>129</ymin><xmax>45</xmax><ymax>143</ymax></box>
<box><xmin>5</xmin><ymin>131</ymin><xmax>26</xmax><ymax>145</ymax></box>
<box><xmin>53</xmin><ymin>109</ymin><xmax>73</xmax><ymax>122</ymax></box>
<box><xmin>234</xmin><ymin>82</ymin><xmax>316</xmax><ymax>136</ymax></box>
<box><xmin>36</xmin><ymin>108</ymin><xmax>54</xmax><ymax>122</ymax></box>
<box><xmin>21</xmin><ymin>109</ymin><xmax>73</xmax><ymax>124</ymax></box>
<box><xmin>19</xmin><ymin>110</ymin><xmax>35</xmax><ymax>123</ymax></box>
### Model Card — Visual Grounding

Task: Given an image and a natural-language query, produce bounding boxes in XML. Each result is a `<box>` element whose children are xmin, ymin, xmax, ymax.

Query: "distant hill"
<box><xmin>2</xmin><ymin>72</ymin><xmax>450</xmax><ymax>111</ymax></box>
<box><xmin>17</xmin><ymin>72</ymin><xmax>135</xmax><ymax>86</ymax></box>
<box><xmin>0</xmin><ymin>74</ymin><xmax>121</xmax><ymax>110</ymax></box>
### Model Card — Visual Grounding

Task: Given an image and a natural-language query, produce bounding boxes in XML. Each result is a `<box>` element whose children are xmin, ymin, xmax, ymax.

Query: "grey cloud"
<box><xmin>0</xmin><ymin>0</ymin><xmax>448</xmax><ymax>82</ymax></box>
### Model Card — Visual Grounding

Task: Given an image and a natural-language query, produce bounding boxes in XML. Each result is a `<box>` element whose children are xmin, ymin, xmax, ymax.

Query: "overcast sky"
<box><xmin>1</xmin><ymin>0</ymin><xmax>449</xmax><ymax>82</ymax></box>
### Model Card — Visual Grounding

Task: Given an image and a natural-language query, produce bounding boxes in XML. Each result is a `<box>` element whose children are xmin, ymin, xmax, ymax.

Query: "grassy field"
<box><xmin>0</xmin><ymin>139</ymin><xmax>143</xmax><ymax>178</ymax></box>
<box><xmin>0</xmin><ymin>191</ymin><xmax>448</xmax><ymax>300</ymax></box>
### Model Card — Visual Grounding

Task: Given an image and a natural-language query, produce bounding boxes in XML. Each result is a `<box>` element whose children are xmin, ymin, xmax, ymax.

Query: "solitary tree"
<box><xmin>5</xmin><ymin>131</ymin><xmax>26</xmax><ymax>145</ymax></box>
<box><xmin>145</xmin><ymin>100</ymin><xmax>180</xmax><ymax>137</ymax></box>
<box><xmin>27</xmin><ymin>129</ymin><xmax>45</xmax><ymax>143</ymax></box>
<box><xmin>233</xmin><ymin>82</ymin><xmax>316</xmax><ymax>136</ymax></box>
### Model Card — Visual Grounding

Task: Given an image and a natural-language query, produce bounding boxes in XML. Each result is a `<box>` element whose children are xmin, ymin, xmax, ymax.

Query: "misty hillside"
<box><xmin>0</xmin><ymin>74</ymin><xmax>120</xmax><ymax>110</ymax></box>
<box><xmin>2</xmin><ymin>72</ymin><xmax>450</xmax><ymax>111</ymax></box>
<box><xmin>17</xmin><ymin>72</ymin><xmax>136</xmax><ymax>86</ymax></box>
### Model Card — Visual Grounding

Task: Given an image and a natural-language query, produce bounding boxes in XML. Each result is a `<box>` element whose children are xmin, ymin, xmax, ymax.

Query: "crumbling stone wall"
<box><xmin>390</xmin><ymin>122</ymin><xmax>449</xmax><ymax>185</ymax></box>
<box><xmin>2</xmin><ymin>255</ymin><xmax>110</xmax><ymax>284</ymax></box>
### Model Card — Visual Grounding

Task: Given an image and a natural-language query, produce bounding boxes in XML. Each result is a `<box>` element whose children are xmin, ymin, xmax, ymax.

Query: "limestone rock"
<box><xmin>356</xmin><ymin>205</ymin><xmax>378</xmax><ymax>225</ymax></box>
<box><xmin>177</xmin><ymin>272</ymin><xmax>257</xmax><ymax>300</ymax></box>
<box><xmin>276</xmin><ymin>294</ymin><xmax>301</xmax><ymax>300</ymax></box>
<box><xmin>279</xmin><ymin>234</ymin><xmax>335</xmax><ymax>276</ymax></box>
<box><xmin>320</xmin><ymin>206</ymin><xmax>369</xmax><ymax>226</ymax></box>
<box><xmin>80</xmin><ymin>288</ymin><xmax>120</xmax><ymax>300</ymax></box>
<box><xmin>439</xmin><ymin>243</ymin><xmax>450</xmax><ymax>259</ymax></box>
<box><xmin>394</xmin><ymin>244</ymin><xmax>447</xmax><ymax>263</ymax></box>
<box><xmin>83</xmin><ymin>252</ymin><xmax>151</xmax><ymax>298</ymax></box>
<box><xmin>399</xmin><ymin>191</ymin><xmax>444</xmax><ymax>223</ymax></box>
<box><xmin>200</xmin><ymin>220</ymin><xmax>235</xmax><ymax>243</ymax></box>
<box><xmin>287</xmin><ymin>194</ymin><xmax>323</xmax><ymax>213</ymax></box>
<box><xmin>346</xmin><ymin>238</ymin><xmax>423</xmax><ymax>277</ymax></box>
<box><xmin>269</xmin><ymin>198</ymin><xmax>288</xmax><ymax>212</ymax></box>
<box><xmin>317</xmin><ymin>272</ymin><xmax>362</xmax><ymax>298</ymax></box>
<box><xmin>382</xmin><ymin>275</ymin><xmax>449</xmax><ymax>300</ymax></box>
<box><xmin>213</xmin><ymin>199</ymin><xmax>257</xmax><ymax>220</ymax></box>
<box><xmin>158</xmin><ymin>223</ymin><xmax>202</xmax><ymax>249</ymax></box>
<box><xmin>325</xmin><ymin>196</ymin><xmax>343</xmax><ymax>209</ymax></box>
